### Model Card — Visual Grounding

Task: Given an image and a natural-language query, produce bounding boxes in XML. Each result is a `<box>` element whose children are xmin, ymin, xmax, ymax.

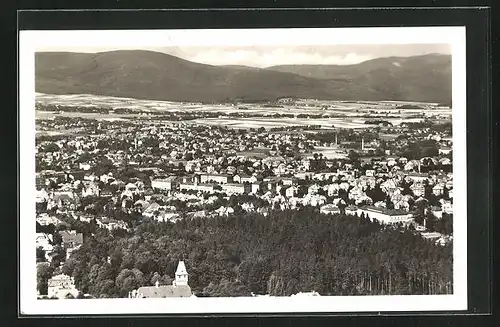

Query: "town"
<box><xmin>35</xmin><ymin>97</ymin><xmax>454</xmax><ymax>299</ymax></box>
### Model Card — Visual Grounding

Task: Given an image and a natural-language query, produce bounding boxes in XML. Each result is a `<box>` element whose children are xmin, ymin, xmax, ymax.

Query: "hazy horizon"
<box><xmin>35</xmin><ymin>44</ymin><xmax>451</xmax><ymax>68</ymax></box>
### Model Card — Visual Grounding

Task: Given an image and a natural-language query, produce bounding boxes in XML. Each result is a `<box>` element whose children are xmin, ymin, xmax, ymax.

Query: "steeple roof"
<box><xmin>176</xmin><ymin>261</ymin><xmax>188</xmax><ymax>275</ymax></box>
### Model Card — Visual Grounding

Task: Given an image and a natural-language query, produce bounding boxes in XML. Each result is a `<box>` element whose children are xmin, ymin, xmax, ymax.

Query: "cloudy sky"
<box><xmin>36</xmin><ymin>43</ymin><xmax>451</xmax><ymax>68</ymax></box>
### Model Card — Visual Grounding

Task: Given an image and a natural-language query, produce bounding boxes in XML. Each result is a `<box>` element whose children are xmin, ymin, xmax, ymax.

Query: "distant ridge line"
<box><xmin>35</xmin><ymin>51</ymin><xmax>452</xmax><ymax>103</ymax></box>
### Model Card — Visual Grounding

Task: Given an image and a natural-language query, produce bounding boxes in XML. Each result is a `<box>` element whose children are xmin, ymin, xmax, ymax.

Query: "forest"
<box><xmin>39</xmin><ymin>208</ymin><xmax>453</xmax><ymax>298</ymax></box>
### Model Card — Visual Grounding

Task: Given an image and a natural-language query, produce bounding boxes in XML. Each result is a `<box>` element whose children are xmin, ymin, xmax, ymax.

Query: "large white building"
<box><xmin>356</xmin><ymin>206</ymin><xmax>414</xmax><ymax>225</ymax></box>
<box><xmin>180</xmin><ymin>183</ymin><xmax>215</xmax><ymax>193</ymax></box>
<box><xmin>151</xmin><ymin>176</ymin><xmax>178</xmax><ymax>191</ymax></box>
<box><xmin>221</xmin><ymin>183</ymin><xmax>251</xmax><ymax>194</ymax></box>
<box><xmin>406</xmin><ymin>173</ymin><xmax>428</xmax><ymax>183</ymax></box>
<box><xmin>200</xmin><ymin>174</ymin><xmax>232</xmax><ymax>184</ymax></box>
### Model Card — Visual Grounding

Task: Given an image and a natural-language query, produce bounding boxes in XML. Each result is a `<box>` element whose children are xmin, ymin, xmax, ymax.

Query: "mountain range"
<box><xmin>35</xmin><ymin>50</ymin><xmax>452</xmax><ymax>103</ymax></box>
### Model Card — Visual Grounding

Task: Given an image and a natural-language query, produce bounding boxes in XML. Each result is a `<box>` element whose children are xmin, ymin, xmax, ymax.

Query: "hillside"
<box><xmin>35</xmin><ymin>50</ymin><xmax>452</xmax><ymax>103</ymax></box>
<box><xmin>267</xmin><ymin>54</ymin><xmax>452</xmax><ymax>103</ymax></box>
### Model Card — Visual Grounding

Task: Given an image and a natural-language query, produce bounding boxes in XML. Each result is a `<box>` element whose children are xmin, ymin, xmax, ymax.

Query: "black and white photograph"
<box><xmin>19</xmin><ymin>26</ymin><xmax>467</xmax><ymax>315</ymax></box>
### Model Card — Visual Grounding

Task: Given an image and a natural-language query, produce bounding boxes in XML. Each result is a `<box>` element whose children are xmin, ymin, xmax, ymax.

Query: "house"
<box><xmin>281</xmin><ymin>177</ymin><xmax>298</xmax><ymax>186</ymax></box>
<box><xmin>432</xmin><ymin>184</ymin><xmax>445</xmax><ymax>196</ymax></box>
<box><xmin>439</xmin><ymin>158</ymin><xmax>452</xmax><ymax>166</ymax></box>
<box><xmin>285</xmin><ymin>186</ymin><xmax>299</xmax><ymax>198</ymax></box>
<box><xmin>152</xmin><ymin>211</ymin><xmax>178</xmax><ymax>223</ymax></box>
<box><xmin>79</xmin><ymin>163</ymin><xmax>91</xmax><ymax>171</ymax></box>
<box><xmin>36</xmin><ymin>214</ymin><xmax>62</xmax><ymax>226</ymax></box>
<box><xmin>301</xmin><ymin>159</ymin><xmax>311</xmax><ymax>171</ymax></box>
<box><xmin>380</xmin><ymin>179</ymin><xmax>398</xmax><ymax>195</ymax></box>
<box><xmin>129</xmin><ymin>261</ymin><xmax>193</xmax><ymax>298</ymax></box>
<box><xmin>142</xmin><ymin>202</ymin><xmax>161</xmax><ymax>218</ymax></box>
<box><xmin>151</xmin><ymin>176</ymin><xmax>178</xmax><ymax>191</ymax></box>
<box><xmin>357</xmin><ymin>206</ymin><xmax>413</xmax><ymax>225</ymax></box>
<box><xmin>429</xmin><ymin>206</ymin><xmax>443</xmax><ymax>219</ymax></box>
<box><xmin>36</xmin><ymin>233</ymin><xmax>53</xmax><ymax>253</ymax></box>
<box><xmin>221</xmin><ymin>183</ymin><xmax>251</xmax><ymax>195</ymax></box>
<box><xmin>100</xmin><ymin>190</ymin><xmax>113</xmax><ymax>198</ymax></box>
<box><xmin>307</xmin><ymin>184</ymin><xmax>321</xmax><ymax>195</ymax></box>
<box><xmin>348</xmin><ymin>185</ymin><xmax>364</xmax><ymax>201</ymax></box>
<box><xmin>215</xmin><ymin>206</ymin><xmax>235</xmax><ymax>216</ymax></box>
<box><xmin>52</xmin><ymin>192</ymin><xmax>76</xmax><ymax>209</ymax></box>
<box><xmin>405</xmin><ymin>173</ymin><xmax>428</xmax><ymax>183</ymax></box>
<box><xmin>125</xmin><ymin>182</ymin><xmax>142</xmax><ymax>194</ymax></box>
<box><xmin>47</xmin><ymin>274</ymin><xmax>79</xmax><ymax>299</ymax></box>
<box><xmin>181</xmin><ymin>175</ymin><xmax>199</xmax><ymax>184</ymax></box>
<box><xmin>421</xmin><ymin>232</ymin><xmax>442</xmax><ymax>240</ymax></box>
<box><xmin>441</xmin><ymin>200</ymin><xmax>453</xmax><ymax>214</ymax></box>
<box><xmin>233</xmin><ymin>174</ymin><xmax>256</xmax><ymax>184</ymax></box>
<box><xmin>294</xmin><ymin>172</ymin><xmax>314</xmax><ymax>180</ymax></box>
<box><xmin>96</xmin><ymin>218</ymin><xmax>129</xmax><ymax>231</ymax></box>
<box><xmin>59</xmin><ymin>230</ymin><xmax>83</xmax><ymax>249</ymax></box>
<box><xmin>81</xmin><ymin>181</ymin><xmax>100</xmax><ymax>197</ymax></box>
<box><xmin>438</xmin><ymin>147</ymin><xmax>452</xmax><ymax>155</ymax></box>
<box><xmin>264</xmin><ymin>177</ymin><xmax>280</xmax><ymax>192</ymax></box>
<box><xmin>251</xmin><ymin>182</ymin><xmax>262</xmax><ymax>194</ymax></box>
<box><xmin>410</xmin><ymin>183</ymin><xmax>425</xmax><ymax>197</ymax></box>
<box><xmin>320</xmin><ymin>204</ymin><xmax>341</xmax><ymax>215</ymax></box>
<box><xmin>365</xmin><ymin>170</ymin><xmax>375</xmax><ymax>177</ymax></box>
<box><xmin>387</xmin><ymin>158</ymin><xmax>398</xmax><ymax>167</ymax></box>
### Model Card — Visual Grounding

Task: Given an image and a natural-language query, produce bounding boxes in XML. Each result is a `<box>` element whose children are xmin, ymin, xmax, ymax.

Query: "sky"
<box><xmin>31</xmin><ymin>28</ymin><xmax>455</xmax><ymax>68</ymax></box>
<box><xmin>36</xmin><ymin>44</ymin><xmax>451</xmax><ymax>68</ymax></box>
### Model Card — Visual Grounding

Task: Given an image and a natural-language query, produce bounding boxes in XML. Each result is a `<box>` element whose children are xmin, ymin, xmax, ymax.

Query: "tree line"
<box><xmin>53</xmin><ymin>208</ymin><xmax>452</xmax><ymax>298</ymax></box>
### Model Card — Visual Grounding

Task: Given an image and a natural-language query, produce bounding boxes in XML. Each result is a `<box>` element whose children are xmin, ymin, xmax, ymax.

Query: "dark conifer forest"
<box><xmin>56</xmin><ymin>208</ymin><xmax>453</xmax><ymax>298</ymax></box>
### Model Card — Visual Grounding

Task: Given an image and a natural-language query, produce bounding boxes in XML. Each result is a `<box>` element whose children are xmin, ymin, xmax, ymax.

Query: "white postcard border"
<box><xmin>19</xmin><ymin>26</ymin><xmax>467</xmax><ymax>315</ymax></box>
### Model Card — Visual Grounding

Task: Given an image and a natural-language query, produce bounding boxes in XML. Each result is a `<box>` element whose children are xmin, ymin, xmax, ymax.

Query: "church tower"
<box><xmin>173</xmin><ymin>261</ymin><xmax>189</xmax><ymax>286</ymax></box>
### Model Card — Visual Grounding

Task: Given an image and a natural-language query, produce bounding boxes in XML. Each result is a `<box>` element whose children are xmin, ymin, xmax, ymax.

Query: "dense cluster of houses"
<box><xmin>35</xmin><ymin>116</ymin><xmax>454</xmax><ymax>298</ymax></box>
<box><xmin>36</xmin><ymin>118</ymin><xmax>454</xmax><ymax>226</ymax></box>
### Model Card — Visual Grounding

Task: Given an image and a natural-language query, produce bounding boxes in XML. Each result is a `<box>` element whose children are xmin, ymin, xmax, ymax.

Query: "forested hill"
<box><xmin>44</xmin><ymin>208</ymin><xmax>452</xmax><ymax>298</ymax></box>
<box><xmin>267</xmin><ymin>54</ymin><xmax>452</xmax><ymax>104</ymax></box>
<box><xmin>35</xmin><ymin>51</ymin><xmax>451</xmax><ymax>103</ymax></box>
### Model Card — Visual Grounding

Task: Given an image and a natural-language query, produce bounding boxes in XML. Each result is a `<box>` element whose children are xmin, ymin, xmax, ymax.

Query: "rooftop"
<box><xmin>360</xmin><ymin>205</ymin><xmax>411</xmax><ymax>216</ymax></box>
<box><xmin>136</xmin><ymin>285</ymin><xmax>192</xmax><ymax>298</ymax></box>
<box><xmin>59</xmin><ymin>230</ymin><xmax>83</xmax><ymax>245</ymax></box>
<box><xmin>176</xmin><ymin>260</ymin><xmax>188</xmax><ymax>275</ymax></box>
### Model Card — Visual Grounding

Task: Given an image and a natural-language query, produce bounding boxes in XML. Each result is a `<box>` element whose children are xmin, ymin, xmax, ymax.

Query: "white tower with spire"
<box><xmin>173</xmin><ymin>261</ymin><xmax>189</xmax><ymax>286</ymax></box>
<box><xmin>361</xmin><ymin>137</ymin><xmax>365</xmax><ymax>151</ymax></box>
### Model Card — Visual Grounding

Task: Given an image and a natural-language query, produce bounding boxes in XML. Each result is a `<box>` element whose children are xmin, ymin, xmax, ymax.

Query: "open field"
<box><xmin>35</xmin><ymin>93</ymin><xmax>452</xmax><ymax>129</ymax></box>
<box><xmin>189</xmin><ymin>117</ymin><xmax>370</xmax><ymax>129</ymax></box>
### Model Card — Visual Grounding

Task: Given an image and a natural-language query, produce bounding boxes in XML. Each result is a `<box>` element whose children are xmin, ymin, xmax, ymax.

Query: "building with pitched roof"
<box><xmin>129</xmin><ymin>261</ymin><xmax>193</xmax><ymax>298</ymax></box>
<box><xmin>59</xmin><ymin>230</ymin><xmax>83</xmax><ymax>249</ymax></box>
<box><xmin>200</xmin><ymin>173</ymin><xmax>232</xmax><ymax>184</ymax></box>
<box><xmin>357</xmin><ymin>206</ymin><xmax>413</xmax><ymax>225</ymax></box>
<box><xmin>47</xmin><ymin>274</ymin><xmax>79</xmax><ymax>299</ymax></box>
<box><xmin>222</xmin><ymin>183</ymin><xmax>251</xmax><ymax>194</ymax></box>
<box><xmin>151</xmin><ymin>176</ymin><xmax>178</xmax><ymax>191</ymax></box>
